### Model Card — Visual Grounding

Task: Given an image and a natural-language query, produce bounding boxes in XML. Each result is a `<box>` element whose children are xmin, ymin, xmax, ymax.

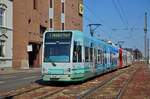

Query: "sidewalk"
<box><xmin>0</xmin><ymin>68</ymin><xmax>41</xmax><ymax>75</ymax></box>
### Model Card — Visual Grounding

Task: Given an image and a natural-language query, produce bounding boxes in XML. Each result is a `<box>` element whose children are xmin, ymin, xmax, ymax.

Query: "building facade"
<box><xmin>13</xmin><ymin>0</ymin><xmax>83</xmax><ymax>69</ymax></box>
<box><xmin>13</xmin><ymin>0</ymin><xmax>49</xmax><ymax>69</ymax></box>
<box><xmin>49</xmin><ymin>0</ymin><xmax>83</xmax><ymax>31</ymax></box>
<box><xmin>0</xmin><ymin>0</ymin><xmax>13</xmax><ymax>68</ymax></box>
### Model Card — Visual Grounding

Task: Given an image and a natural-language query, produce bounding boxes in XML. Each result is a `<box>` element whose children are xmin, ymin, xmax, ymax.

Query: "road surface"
<box><xmin>0</xmin><ymin>71</ymin><xmax>41</xmax><ymax>93</ymax></box>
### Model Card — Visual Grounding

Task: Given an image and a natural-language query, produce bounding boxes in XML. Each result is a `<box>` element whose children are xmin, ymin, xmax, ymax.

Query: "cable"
<box><xmin>65</xmin><ymin>1</ymin><xmax>110</xmax><ymax>37</ymax></box>
<box><xmin>117</xmin><ymin>0</ymin><xmax>129</xmax><ymax>27</ymax></box>
<box><xmin>67</xmin><ymin>2</ymin><xmax>112</xmax><ymax>40</ymax></box>
<box><xmin>84</xmin><ymin>4</ymin><xmax>112</xmax><ymax>30</ymax></box>
<box><xmin>84</xmin><ymin>4</ymin><xmax>113</xmax><ymax>38</ymax></box>
<box><xmin>112</xmin><ymin>0</ymin><xmax>127</xmax><ymax>27</ymax></box>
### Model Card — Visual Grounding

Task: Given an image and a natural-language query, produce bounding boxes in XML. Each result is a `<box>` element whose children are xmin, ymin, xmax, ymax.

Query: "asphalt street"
<box><xmin>0</xmin><ymin>71</ymin><xmax>41</xmax><ymax>93</ymax></box>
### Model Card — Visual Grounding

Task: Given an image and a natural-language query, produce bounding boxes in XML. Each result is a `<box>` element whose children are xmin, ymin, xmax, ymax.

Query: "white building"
<box><xmin>0</xmin><ymin>0</ymin><xmax>13</xmax><ymax>68</ymax></box>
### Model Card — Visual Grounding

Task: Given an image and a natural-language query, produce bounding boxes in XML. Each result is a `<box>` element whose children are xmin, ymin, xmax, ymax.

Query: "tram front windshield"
<box><xmin>44</xmin><ymin>32</ymin><xmax>72</xmax><ymax>62</ymax></box>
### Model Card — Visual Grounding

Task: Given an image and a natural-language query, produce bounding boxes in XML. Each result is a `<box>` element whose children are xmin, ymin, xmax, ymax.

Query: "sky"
<box><xmin>83</xmin><ymin>0</ymin><xmax>150</xmax><ymax>54</ymax></box>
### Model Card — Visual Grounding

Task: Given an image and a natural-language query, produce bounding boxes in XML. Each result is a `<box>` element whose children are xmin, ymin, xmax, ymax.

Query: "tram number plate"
<box><xmin>50</xmin><ymin>75</ymin><xmax>60</xmax><ymax>78</ymax></box>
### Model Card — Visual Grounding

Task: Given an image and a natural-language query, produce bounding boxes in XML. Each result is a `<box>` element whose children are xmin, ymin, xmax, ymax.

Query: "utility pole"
<box><xmin>88</xmin><ymin>24</ymin><xmax>102</xmax><ymax>36</ymax></box>
<box><xmin>144</xmin><ymin>12</ymin><xmax>147</xmax><ymax>62</ymax></box>
<box><xmin>147</xmin><ymin>38</ymin><xmax>149</xmax><ymax>64</ymax></box>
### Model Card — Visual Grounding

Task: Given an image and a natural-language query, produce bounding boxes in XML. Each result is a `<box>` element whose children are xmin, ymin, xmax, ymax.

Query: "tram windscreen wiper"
<box><xmin>51</xmin><ymin>62</ymin><xmax>56</xmax><ymax>66</ymax></box>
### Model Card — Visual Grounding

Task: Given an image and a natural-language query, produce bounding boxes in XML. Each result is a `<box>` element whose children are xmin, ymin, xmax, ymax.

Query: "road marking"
<box><xmin>0</xmin><ymin>76</ymin><xmax>17</xmax><ymax>79</ymax></box>
<box><xmin>22</xmin><ymin>76</ymin><xmax>38</xmax><ymax>80</ymax></box>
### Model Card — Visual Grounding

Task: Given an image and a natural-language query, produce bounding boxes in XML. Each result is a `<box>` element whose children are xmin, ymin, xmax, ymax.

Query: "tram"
<box><xmin>42</xmin><ymin>30</ymin><xmax>120</xmax><ymax>82</ymax></box>
<box><xmin>118</xmin><ymin>48</ymin><xmax>133</xmax><ymax>68</ymax></box>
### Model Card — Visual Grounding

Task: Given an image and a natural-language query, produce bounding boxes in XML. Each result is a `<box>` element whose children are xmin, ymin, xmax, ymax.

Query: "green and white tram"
<box><xmin>42</xmin><ymin>30</ymin><xmax>118</xmax><ymax>82</ymax></box>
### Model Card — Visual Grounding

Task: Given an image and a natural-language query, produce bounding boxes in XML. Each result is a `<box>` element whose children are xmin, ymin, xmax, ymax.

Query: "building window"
<box><xmin>0</xmin><ymin>8</ymin><xmax>5</xmax><ymax>26</ymax></box>
<box><xmin>50</xmin><ymin>0</ymin><xmax>53</xmax><ymax>8</ymax></box>
<box><xmin>0</xmin><ymin>40</ymin><xmax>5</xmax><ymax>57</ymax></box>
<box><xmin>50</xmin><ymin>19</ymin><xmax>53</xmax><ymax>28</ymax></box>
<box><xmin>61</xmin><ymin>2</ymin><xmax>64</xmax><ymax>13</ymax></box>
<box><xmin>62</xmin><ymin>23</ymin><xmax>64</xmax><ymax>30</ymax></box>
<box><xmin>40</xmin><ymin>25</ymin><xmax>46</xmax><ymax>34</ymax></box>
<box><xmin>33</xmin><ymin>0</ymin><xmax>37</xmax><ymax>9</ymax></box>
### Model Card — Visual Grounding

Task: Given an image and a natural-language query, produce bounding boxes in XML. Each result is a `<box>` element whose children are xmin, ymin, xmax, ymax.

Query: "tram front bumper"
<box><xmin>42</xmin><ymin>73</ymin><xmax>85</xmax><ymax>82</ymax></box>
<box><xmin>42</xmin><ymin>74</ymin><xmax>71</xmax><ymax>81</ymax></box>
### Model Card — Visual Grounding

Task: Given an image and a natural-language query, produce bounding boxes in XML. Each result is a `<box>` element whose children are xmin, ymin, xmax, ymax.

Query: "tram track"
<box><xmin>41</xmin><ymin>65</ymin><xmax>136</xmax><ymax>99</ymax></box>
<box><xmin>115</xmin><ymin>65</ymin><xmax>141</xmax><ymax>99</ymax></box>
<box><xmin>77</xmin><ymin>66</ymin><xmax>136</xmax><ymax>99</ymax></box>
<box><xmin>0</xmin><ymin>83</ymin><xmax>44</xmax><ymax>98</ymax></box>
<box><xmin>81</xmin><ymin>65</ymin><xmax>141</xmax><ymax>99</ymax></box>
<box><xmin>0</xmin><ymin>81</ymin><xmax>73</xmax><ymax>99</ymax></box>
<box><xmin>35</xmin><ymin>88</ymin><xmax>65</xmax><ymax>99</ymax></box>
<box><xmin>6</xmin><ymin>86</ymin><xmax>67</xmax><ymax>99</ymax></box>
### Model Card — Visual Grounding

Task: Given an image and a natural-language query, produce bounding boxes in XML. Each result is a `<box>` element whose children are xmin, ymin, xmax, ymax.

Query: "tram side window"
<box><xmin>85</xmin><ymin>47</ymin><xmax>89</xmax><ymax>62</ymax></box>
<box><xmin>123</xmin><ymin>54</ymin><xmax>126</xmax><ymax>64</ymax></box>
<box><xmin>97</xmin><ymin>50</ymin><xmax>100</xmax><ymax>63</ymax></box>
<box><xmin>102</xmin><ymin>51</ymin><xmax>104</xmax><ymax>64</ymax></box>
<box><xmin>78</xmin><ymin>45</ymin><xmax>82</xmax><ymax>62</ymax></box>
<box><xmin>104</xmin><ymin>51</ymin><xmax>107</xmax><ymax>64</ymax></box>
<box><xmin>112</xmin><ymin>53</ymin><xmax>115</xmax><ymax>65</ymax></box>
<box><xmin>112</xmin><ymin>54</ymin><xmax>114</xmax><ymax>65</ymax></box>
<box><xmin>110</xmin><ymin>52</ymin><xmax>112</xmax><ymax>64</ymax></box>
<box><xmin>90</xmin><ymin>48</ymin><xmax>93</xmax><ymax>62</ymax></box>
<box><xmin>73</xmin><ymin>43</ymin><xmax>82</xmax><ymax>62</ymax></box>
<box><xmin>114</xmin><ymin>53</ymin><xmax>117</xmax><ymax>65</ymax></box>
<box><xmin>98</xmin><ymin>49</ymin><xmax>103</xmax><ymax>64</ymax></box>
<box><xmin>94</xmin><ymin>49</ymin><xmax>97</xmax><ymax>63</ymax></box>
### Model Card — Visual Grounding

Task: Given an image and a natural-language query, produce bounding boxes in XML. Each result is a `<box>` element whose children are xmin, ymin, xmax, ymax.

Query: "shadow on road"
<box><xmin>35</xmin><ymin>79</ymin><xmax>85</xmax><ymax>87</ymax></box>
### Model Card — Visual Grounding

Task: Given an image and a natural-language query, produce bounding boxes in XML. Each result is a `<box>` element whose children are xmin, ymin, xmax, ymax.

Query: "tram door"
<box><xmin>91</xmin><ymin>48</ymin><xmax>97</xmax><ymax>73</ymax></box>
<box><xmin>93</xmin><ymin>49</ymin><xmax>97</xmax><ymax>71</ymax></box>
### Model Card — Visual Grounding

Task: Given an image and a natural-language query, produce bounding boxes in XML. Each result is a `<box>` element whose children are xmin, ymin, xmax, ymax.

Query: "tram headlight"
<box><xmin>65</xmin><ymin>68</ymin><xmax>71</xmax><ymax>73</ymax></box>
<box><xmin>42</xmin><ymin>67</ymin><xmax>48</xmax><ymax>73</ymax></box>
<box><xmin>68</xmin><ymin>68</ymin><xmax>71</xmax><ymax>72</ymax></box>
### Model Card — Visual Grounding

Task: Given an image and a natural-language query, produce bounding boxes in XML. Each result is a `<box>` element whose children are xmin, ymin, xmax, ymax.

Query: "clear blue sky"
<box><xmin>83</xmin><ymin>0</ymin><xmax>150</xmax><ymax>53</ymax></box>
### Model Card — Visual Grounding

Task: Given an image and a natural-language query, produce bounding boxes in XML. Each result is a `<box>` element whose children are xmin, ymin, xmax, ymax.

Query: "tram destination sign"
<box><xmin>45</xmin><ymin>32</ymin><xmax>72</xmax><ymax>42</ymax></box>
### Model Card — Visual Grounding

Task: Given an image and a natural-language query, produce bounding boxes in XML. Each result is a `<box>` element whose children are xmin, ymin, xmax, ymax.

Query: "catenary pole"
<box><xmin>144</xmin><ymin>12</ymin><xmax>147</xmax><ymax>63</ymax></box>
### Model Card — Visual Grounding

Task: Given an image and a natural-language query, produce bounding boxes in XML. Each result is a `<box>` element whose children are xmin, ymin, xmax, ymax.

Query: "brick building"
<box><xmin>13</xmin><ymin>0</ymin><xmax>83</xmax><ymax>69</ymax></box>
<box><xmin>13</xmin><ymin>0</ymin><xmax>49</xmax><ymax>69</ymax></box>
<box><xmin>49</xmin><ymin>0</ymin><xmax>83</xmax><ymax>31</ymax></box>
